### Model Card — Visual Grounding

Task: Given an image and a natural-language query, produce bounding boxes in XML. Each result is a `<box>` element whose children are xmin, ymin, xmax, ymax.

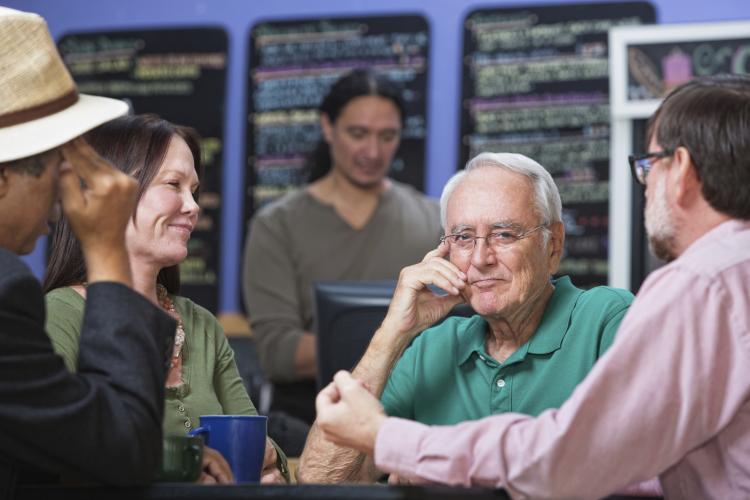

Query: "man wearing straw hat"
<box><xmin>0</xmin><ymin>7</ymin><xmax>176</xmax><ymax>494</ymax></box>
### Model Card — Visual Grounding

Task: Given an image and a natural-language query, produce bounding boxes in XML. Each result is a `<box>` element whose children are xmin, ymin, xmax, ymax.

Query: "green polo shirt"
<box><xmin>381</xmin><ymin>276</ymin><xmax>633</xmax><ymax>424</ymax></box>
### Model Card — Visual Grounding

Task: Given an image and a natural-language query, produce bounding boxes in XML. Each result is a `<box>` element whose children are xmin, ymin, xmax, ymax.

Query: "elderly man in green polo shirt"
<box><xmin>297</xmin><ymin>152</ymin><xmax>633</xmax><ymax>483</ymax></box>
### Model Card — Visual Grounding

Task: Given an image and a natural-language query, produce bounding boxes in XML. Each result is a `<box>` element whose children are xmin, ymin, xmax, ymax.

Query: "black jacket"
<box><xmin>0</xmin><ymin>249</ymin><xmax>175</xmax><ymax>497</ymax></box>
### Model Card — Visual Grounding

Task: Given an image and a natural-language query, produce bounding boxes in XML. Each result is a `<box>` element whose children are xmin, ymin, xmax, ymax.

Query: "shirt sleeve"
<box><xmin>374</xmin><ymin>264</ymin><xmax>750</xmax><ymax>498</ymax></box>
<box><xmin>0</xmin><ymin>257</ymin><xmax>174</xmax><ymax>486</ymax></box>
<box><xmin>596</xmin><ymin>289</ymin><xmax>633</xmax><ymax>357</ymax></box>
<box><xmin>242</xmin><ymin>211</ymin><xmax>305</xmax><ymax>382</ymax></box>
<box><xmin>44</xmin><ymin>291</ymin><xmax>84</xmax><ymax>373</ymax></box>
<box><xmin>210</xmin><ymin>315</ymin><xmax>257</xmax><ymax>417</ymax></box>
<box><xmin>380</xmin><ymin>338</ymin><xmax>418</xmax><ymax>419</ymax></box>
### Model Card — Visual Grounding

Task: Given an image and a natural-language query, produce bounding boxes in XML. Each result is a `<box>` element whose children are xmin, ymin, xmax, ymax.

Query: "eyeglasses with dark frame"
<box><xmin>441</xmin><ymin>224</ymin><xmax>548</xmax><ymax>253</ymax></box>
<box><xmin>628</xmin><ymin>151</ymin><xmax>673</xmax><ymax>186</ymax></box>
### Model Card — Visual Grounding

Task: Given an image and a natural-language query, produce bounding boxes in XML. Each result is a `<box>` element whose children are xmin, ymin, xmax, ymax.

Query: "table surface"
<box><xmin>17</xmin><ymin>483</ymin><xmax>510</xmax><ymax>500</ymax></box>
<box><xmin>16</xmin><ymin>483</ymin><xmax>663</xmax><ymax>500</ymax></box>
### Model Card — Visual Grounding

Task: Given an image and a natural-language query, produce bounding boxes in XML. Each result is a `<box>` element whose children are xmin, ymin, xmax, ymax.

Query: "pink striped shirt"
<box><xmin>375</xmin><ymin>219</ymin><xmax>750</xmax><ymax>499</ymax></box>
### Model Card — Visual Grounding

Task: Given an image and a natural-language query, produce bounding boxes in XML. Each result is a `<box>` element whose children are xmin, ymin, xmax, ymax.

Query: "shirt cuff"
<box><xmin>373</xmin><ymin>417</ymin><xmax>429</xmax><ymax>478</ymax></box>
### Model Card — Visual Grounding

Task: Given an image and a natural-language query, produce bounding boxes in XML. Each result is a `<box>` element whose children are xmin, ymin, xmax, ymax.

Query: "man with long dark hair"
<box><xmin>243</xmin><ymin>69</ymin><xmax>440</xmax><ymax>433</ymax></box>
<box><xmin>0</xmin><ymin>7</ymin><xmax>174</xmax><ymax>494</ymax></box>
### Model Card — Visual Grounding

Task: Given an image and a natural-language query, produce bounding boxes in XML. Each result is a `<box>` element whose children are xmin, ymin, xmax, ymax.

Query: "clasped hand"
<box><xmin>316</xmin><ymin>371</ymin><xmax>387</xmax><ymax>455</ymax></box>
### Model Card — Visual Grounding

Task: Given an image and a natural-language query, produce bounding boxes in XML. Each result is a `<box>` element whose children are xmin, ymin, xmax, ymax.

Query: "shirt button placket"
<box><xmin>491</xmin><ymin>369</ymin><xmax>510</xmax><ymax>413</ymax></box>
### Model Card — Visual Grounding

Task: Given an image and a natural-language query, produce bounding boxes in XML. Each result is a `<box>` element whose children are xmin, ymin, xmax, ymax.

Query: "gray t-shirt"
<box><xmin>243</xmin><ymin>181</ymin><xmax>441</xmax><ymax>382</ymax></box>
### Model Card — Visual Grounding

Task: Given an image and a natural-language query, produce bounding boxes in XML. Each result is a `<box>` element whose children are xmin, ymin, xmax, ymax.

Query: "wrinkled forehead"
<box><xmin>445</xmin><ymin>168</ymin><xmax>537</xmax><ymax>231</ymax></box>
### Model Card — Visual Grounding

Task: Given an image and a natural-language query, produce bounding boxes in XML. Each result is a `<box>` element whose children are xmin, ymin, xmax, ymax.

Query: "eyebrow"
<box><xmin>345</xmin><ymin>125</ymin><xmax>401</xmax><ymax>133</ymax></box>
<box><xmin>490</xmin><ymin>221</ymin><xmax>524</xmax><ymax>231</ymax></box>
<box><xmin>159</xmin><ymin>168</ymin><xmax>189</xmax><ymax>177</ymax></box>
<box><xmin>159</xmin><ymin>169</ymin><xmax>199</xmax><ymax>182</ymax></box>
<box><xmin>448</xmin><ymin>224</ymin><xmax>474</xmax><ymax>234</ymax></box>
<box><xmin>449</xmin><ymin>221</ymin><xmax>523</xmax><ymax>234</ymax></box>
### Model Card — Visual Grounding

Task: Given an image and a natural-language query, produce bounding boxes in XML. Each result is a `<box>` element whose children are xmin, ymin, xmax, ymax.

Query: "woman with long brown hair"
<box><xmin>44</xmin><ymin>114</ymin><xmax>287</xmax><ymax>484</ymax></box>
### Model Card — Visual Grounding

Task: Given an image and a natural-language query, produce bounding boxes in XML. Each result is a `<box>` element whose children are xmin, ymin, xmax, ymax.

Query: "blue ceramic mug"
<box><xmin>188</xmin><ymin>415</ymin><xmax>268</xmax><ymax>483</ymax></box>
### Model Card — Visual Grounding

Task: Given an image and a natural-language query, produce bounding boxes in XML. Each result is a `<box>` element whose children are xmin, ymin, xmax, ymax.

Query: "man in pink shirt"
<box><xmin>314</xmin><ymin>75</ymin><xmax>750</xmax><ymax>499</ymax></box>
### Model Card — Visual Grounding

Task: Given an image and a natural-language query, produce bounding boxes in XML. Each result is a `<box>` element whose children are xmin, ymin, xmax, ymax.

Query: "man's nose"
<box><xmin>363</xmin><ymin>136</ymin><xmax>380</xmax><ymax>159</ymax></box>
<box><xmin>470</xmin><ymin>238</ymin><xmax>497</xmax><ymax>268</ymax></box>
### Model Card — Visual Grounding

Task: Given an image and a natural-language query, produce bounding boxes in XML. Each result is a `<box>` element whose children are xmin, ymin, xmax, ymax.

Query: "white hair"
<box><xmin>439</xmin><ymin>152</ymin><xmax>562</xmax><ymax>235</ymax></box>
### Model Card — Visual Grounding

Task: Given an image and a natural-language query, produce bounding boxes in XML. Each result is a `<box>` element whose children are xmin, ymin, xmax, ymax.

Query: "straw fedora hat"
<box><xmin>0</xmin><ymin>7</ymin><xmax>127</xmax><ymax>163</ymax></box>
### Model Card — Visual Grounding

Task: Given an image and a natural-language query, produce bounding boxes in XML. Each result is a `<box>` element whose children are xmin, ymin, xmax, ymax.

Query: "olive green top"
<box><xmin>45</xmin><ymin>286</ymin><xmax>289</xmax><ymax>480</ymax></box>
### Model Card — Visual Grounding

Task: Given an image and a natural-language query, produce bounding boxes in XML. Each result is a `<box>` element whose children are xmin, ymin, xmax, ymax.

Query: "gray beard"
<box><xmin>645</xmin><ymin>176</ymin><xmax>678</xmax><ymax>262</ymax></box>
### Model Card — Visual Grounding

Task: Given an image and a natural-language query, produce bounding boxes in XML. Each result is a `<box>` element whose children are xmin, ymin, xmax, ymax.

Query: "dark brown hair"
<box><xmin>647</xmin><ymin>74</ymin><xmax>750</xmax><ymax>219</ymax></box>
<box><xmin>42</xmin><ymin>114</ymin><xmax>201</xmax><ymax>294</ymax></box>
<box><xmin>308</xmin><ymin>68</ymin><xmax>406</xmax><ymax>183</ymax></box>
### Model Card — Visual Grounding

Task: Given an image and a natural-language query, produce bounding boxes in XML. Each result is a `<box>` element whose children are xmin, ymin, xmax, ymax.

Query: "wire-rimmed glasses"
<box><xmin>441</xmin><ymin>224</ymin><xmax>547</xmax><ymax>253</ymax></box>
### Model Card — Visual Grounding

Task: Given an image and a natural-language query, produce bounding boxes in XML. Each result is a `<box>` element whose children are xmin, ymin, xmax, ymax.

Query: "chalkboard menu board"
<box><xmin>58</xmin><ymin>28</ymin><xmax>227</xmax><ymax>312</ymax></box>
<box><xmin>627</xmin><ymin>38</ymin><xmax>750</xmax><ymax>101</ymax></box>
<box><xmin>461</xmin><ymin>3</ymin><xmax>654</xmax><ymax>288</ymax></box>
<box><xmin>246</xmin><ymin>15</ymin><xmax>430</xmax><ymax>217</ymax></box>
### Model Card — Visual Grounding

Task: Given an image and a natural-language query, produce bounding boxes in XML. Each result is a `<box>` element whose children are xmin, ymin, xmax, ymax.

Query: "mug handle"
<box><xmin>188</xmin><ymin>426</ymin><xmax>209</xmax><ymax>442</ymax></box>
<box><xmin>186</xmin><ymin>441</ymin><xmax>204</xmax><ymax>481</ymax></box>
<box><xmin>189</xmin><ymin>441</ymin><xmax>203</xmax><ymax>465</ymax></box>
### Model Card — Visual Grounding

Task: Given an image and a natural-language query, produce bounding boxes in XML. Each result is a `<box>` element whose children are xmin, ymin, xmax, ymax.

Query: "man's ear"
<box><xmin>320</xmin><ymin>113</ymin><xmax>334</xmax><ymax>145</ymax></box>
<box><xmin>0</xmin><ymin>165</ymin><xmax>12</xmax><ymax>198</ymax></box>
<box><xmin>672</xmin><ymin>146</ymin><xmax>701</xmax><ymax>209</ymax></box>
<box><xmin>547</xmin><ymin>221</ymin><xmax>565</xmax><ymax>275</ymax></box>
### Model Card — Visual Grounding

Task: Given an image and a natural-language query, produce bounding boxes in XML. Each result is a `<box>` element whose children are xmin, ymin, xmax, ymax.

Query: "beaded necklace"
<box><xmin>157</xmin><ymin>284</ymin><xmax>185</xmax><ymax>368</ymax></box>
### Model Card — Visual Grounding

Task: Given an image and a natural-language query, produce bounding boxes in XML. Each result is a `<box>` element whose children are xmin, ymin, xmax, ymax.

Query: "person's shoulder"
<box><xmin>571</xmin><ymin>282</ymin><xmax>634</xmax><ymax>323</ymax></box>
<box><xmin>253</xmin><ymin>188</ymin><xmax>311</xmax><ymax>220</ymax></box>
<box><xmin>172</xmin><ymin>295</ymin><xmax>221</xmax><ymax>331</ymax></box>
<box><xmin>45</xmin><ymin>287</ymin><xmax>85</xmax><ymax>313</ymax></box>
<box><xmin>172</xmin><ymin>294</ymin><xmax>198</xmax><ymax>316</ymax></box>
<box><xmin>0</xmin><ymin>249</ymin><xmax>43</xmax><ymax>313</ymax></box>
<box><xmin>44</xmin><ymin>287</ymin><xmax>85</xmax><ymax>343</ymax></box>
<box><xmin>44</xmin><ymin>286</ymin><xmax>86</xmax><ymax>324</ymax></box>
<box><xmin>0</xmin><ymin>247</ymin><xmax>33</xmax><ymax>284</ymax></box>
<box><xmin>390</xmin><ymin>181</ymin><xmax>436</xmax><ymax>205</ymax></box>
<box><xmin>411</xmin><ymin>314</ymin><xmax>481</xmax><ymax>349</ymax></box>
<box><xmin>388</xmin><ymin>181</ymin><xmax>440</xmax><ymax>221</ymax></box>
<box><xmin>579</xmin><ymin>284</ymin><xmax>634</xmax><ymax>307</ymax></box>
<box><xmin>672</xmin><ymin>220</ymin><xmax>750</xmax><ymax>282</ymax></box>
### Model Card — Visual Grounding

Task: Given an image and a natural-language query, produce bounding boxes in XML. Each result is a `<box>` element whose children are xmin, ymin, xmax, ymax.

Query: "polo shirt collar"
<box><xmin>527</xmin><ymin>276</ymin><xmax>582</xmax><ymax>355</ymax></box>
<box><xmin>455</xmin><ymin>276</ymin><xmax>582</xmax><ymax>365</ymax></box>
<box><xmin>456</xmin><ymin>315</ymin><xmax>490</xmax><ymax>366</ymax></box>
